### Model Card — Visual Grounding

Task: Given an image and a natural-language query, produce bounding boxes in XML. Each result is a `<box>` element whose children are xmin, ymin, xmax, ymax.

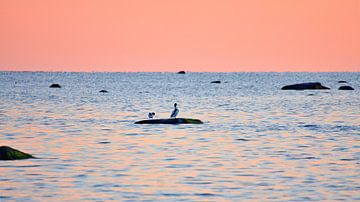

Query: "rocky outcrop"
<box><xmin>177</xmin><ymin>71</ymin><xmax>186</xmax><ymax>74</ymax></box>
<box><xmin>135</xmin><ymin>118</ymin><xmax>203</xmax><ymax>124</ymax></box>
<box><xmin>49</xmin><ymin>84</ymin><xmax>61</xmax><ymax>88</ymax></box>
<box><xmin>0</xmin><ymin>146</ymin><xmax>35</xmax><ymax>160</ymax></box>
<box><xmin>338</xmin><ymin>86</ymin><xmax>354</xmax><ymax>90</ymax></box>
<box><xmin>211</xmin><ymin>81</ymin><xmax>221</xmax><ymax>84</ymax></box>
<box><xmin>99</xmin><ymin>90</ymin><xmax>108</xmax><ymax>93</ymax></box>
<box><xmin>281</xmin><ymin>82</ymin><xmax>330</xmax><ymax>90</ymax></box>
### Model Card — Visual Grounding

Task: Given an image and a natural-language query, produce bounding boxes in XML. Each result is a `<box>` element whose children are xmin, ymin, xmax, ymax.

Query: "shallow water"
<box><xmin>0</xmin><ymin>72</ymin><xmax>359</xmax><ymax>201</ymax></box>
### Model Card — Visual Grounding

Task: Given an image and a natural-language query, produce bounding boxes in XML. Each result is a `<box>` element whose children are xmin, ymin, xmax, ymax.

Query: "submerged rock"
<box><xmin>338</xmin><ymin>86</ymin><xmax>354</xmax><ymax>90</ymax></box>
<box><xmin>99</xmin><ymin>90</ymin><xmax>108</xmax><ymax>93</ymax></box>
<box><xmin>211</xmin><ymin>81</ymin><xmax>221</xmax><ymax>84</ymax></box>
<box><xmin>281</xmin><ymin>82</ymin><xmax>330</xmax><ymax>90</ymax></box>
<box><xmin>0</xmin><ymin>146</ymin><xmax>35</xmax><ymax>160</ymax></box>
<box><xmin>177</xmin><ymin>71</ymin><xmax>186</xmax><ymax>74</ymax></box>
<box><xmin>338</xmin><ymin>81</ymin><xmax>347</xmax><ymax>83</ymax></box>
<box><xmin>49</xmin><ymin>84</ymin><xmax>61</xmax><ymax>88</ymax></box>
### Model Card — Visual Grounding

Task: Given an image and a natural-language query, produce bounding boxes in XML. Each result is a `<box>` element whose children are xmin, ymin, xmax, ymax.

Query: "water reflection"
<box><xmin>0</xmin><ymin>72</ymin><xmax>359</xmax><ymax>201</ymax></box>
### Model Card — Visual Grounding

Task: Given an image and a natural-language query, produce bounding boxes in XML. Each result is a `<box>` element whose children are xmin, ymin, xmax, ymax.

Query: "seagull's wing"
<box><xmin>170</xmin><ymin>108</ymin><xmax>179</xmax><ymax>118</ymax></box>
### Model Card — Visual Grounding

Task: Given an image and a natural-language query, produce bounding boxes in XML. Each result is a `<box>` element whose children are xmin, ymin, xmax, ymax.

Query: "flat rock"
<box><xmin>0</xmin><ymin>146</ymin><xmax>35</xmax><ymax>160</ymax></box>
<box><xmin>281</xmin><ymin>82</ymin><xmax>330</xmax><ymax>90</ymax></box>
<box><xmin>338</xmin><ymin>81</ymin><xmax>347</xmax><ymax>83</ymax></box>
<box><xmin>135</xmin><ymin>118</ymin><xmax>203</xmax><ymax>124</ymax></box>
<box><xmin>99</xmin><ymin>90</ymin><xmax>108</xmax><ymax>93</ymax></box>
<box><xmin>211</xmin><ymin>81</ymin><xmax>221</xmax><ymax>84</ymax></box>
<box><xmin>338</xmin><ymin>86</ymin><xmax>354</xmax><ymax>90</ymax></box>
<box><xmin>49</xmin><ymin>84</ymin><xmax>61</xmax><ymax>88</ymax></box>
<box><xmin>177</xmin><ymin>71</ymin><xmax>186</xmax><ymax>74</ymax></box>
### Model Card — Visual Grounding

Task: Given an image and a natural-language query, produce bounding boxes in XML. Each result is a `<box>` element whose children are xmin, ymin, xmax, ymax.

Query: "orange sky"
<box><xmin>0</xmin><ymin>0</ymin><xmax>359</xmax><ymax>72</ymax></box>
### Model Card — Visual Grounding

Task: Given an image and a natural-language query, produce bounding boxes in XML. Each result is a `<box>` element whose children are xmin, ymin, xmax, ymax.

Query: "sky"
<box><xmin>0</xmin><ymin>0</ymin><xmax>359</xmax><ymax>72</ymax></box>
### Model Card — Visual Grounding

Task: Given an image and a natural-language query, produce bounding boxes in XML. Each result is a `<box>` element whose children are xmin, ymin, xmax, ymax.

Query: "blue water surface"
<box><xmin>0</xmin><ymin>72</ymin><xmax>359</xmax><ymax>201</ymax></box>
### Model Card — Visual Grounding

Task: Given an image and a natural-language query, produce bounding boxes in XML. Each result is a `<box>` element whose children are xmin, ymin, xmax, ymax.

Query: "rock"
<box><xmin>338</xmin><ymin>81</ymin><xmax>347</xmax><ymax>83</ymax></box>
<box><xmin>211</xmin><ymin>81</ymin><xmax>221</xmax><ymax>84</ymax></box>
<box><xmin>281</xmin><ymin>82</ymin><xmax>330</xmax><ymax>90</ymax></box>
<box><xmin>236</xmin><ymin>138</ymin><xmax>250</xmax><ymax>141</ymax></box>
<box><xmin>135</xmin><ymin>118</ymin><xmax>203</xmax><ymax>124</ymax></box>
<box><xmin>338</xmin><ymin>86</ymin><xmax>354</xmax><ymax>90</ymax></box>
<box><xmin>0</xmin><ymin>146</ymin><xmax>35</xmax><ymax>160</ymax></box>
<box><xmin>49</xmin><ymin>84</ymin><xmax>61</xmax><ymax>88</ymax></box>
<box><xmin>99</xmin><ymin>90</ymin><xmax>108</xmax><ymax>93</ymax></box>
<box><xmin>177</xmin><ymin>71</ymin><xmax>186</xmax><ymax>74</ymax></box>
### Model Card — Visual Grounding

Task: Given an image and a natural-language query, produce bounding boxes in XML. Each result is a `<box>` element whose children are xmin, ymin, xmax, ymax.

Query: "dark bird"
<box><xmin>170</xmin><ymin>103</ymin><xmax>179</xmax><ymax>118</ymax></box>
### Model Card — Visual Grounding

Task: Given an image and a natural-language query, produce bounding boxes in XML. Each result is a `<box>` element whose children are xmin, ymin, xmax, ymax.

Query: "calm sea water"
<box><xmin>0</xmin><ymin>72</ymin><xmax>359</xmax><ymax>201</ymax></box>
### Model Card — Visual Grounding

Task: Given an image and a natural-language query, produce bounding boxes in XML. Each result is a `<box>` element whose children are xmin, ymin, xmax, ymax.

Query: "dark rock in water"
<box><xmin>338</xmin><ymin>86</ymin><xmax>354</xmax><ymax>90</ymax></box>
<box><xmin>338</xmin><ymin>81</ymin><xmax>347</xmax><ymax>83</ymax></box>
<box><xmin>211</xmin><ymin>81</ymin><xmax>221</xmax><ymax>84</ymax></box>
<box><xmin>49</xmin><ymin>84</ymin><xmax>61</xmax><ymax>88</ymax></box>
<box><xmin>0</xmin><ymin>146</ymin><xmax>35</xmax><ymax>160</ymax></box>
<box><xmin>236</xmin><ymin>138</ymin><xmax>250</xmax><ymax>141</ymax></box>
<box><xmin>99</xmin><ymin>90</ymin><xmax>108</xmax><ymax>93</ymax></box>
<box><xmin>98</xmin><ymin>141</ymin><xmax>111</xmax><ymax>144</ymax></box>
<box><xmin>281</xmin><ymin>82</ymin><xmax>330</xmax><ymax>90</ymax></box>
<box><xmin>135</xmin><ymin>118</ymin><xmax>203</xmax><ymax>124</ymax></box>
<box><xmin>177</xmin><ymin>71</ymin><xmax>186</xmax><ymax>74</ymax></box>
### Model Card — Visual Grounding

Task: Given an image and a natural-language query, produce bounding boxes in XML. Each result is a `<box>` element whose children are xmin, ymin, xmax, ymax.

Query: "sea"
<box><xmin>0</xmin><ymin>72</ymin><xmax>359</xmax><ymax>201</ymax></box>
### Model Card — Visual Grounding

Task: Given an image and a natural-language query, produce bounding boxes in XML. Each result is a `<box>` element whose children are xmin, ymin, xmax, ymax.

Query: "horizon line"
<box><xmin>0</xmin><ymin>70</ymin><xmax>359</xmax><ymax>73</ymax></box>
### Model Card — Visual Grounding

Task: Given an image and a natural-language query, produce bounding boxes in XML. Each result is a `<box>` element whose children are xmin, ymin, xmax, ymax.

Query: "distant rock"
<box><xmin>211</xmin><ymin>81</ymin><xmax>221</xmax><ymax>84</ymax></box>
<box><xmin>177</xmin><ymin>71</ymin><xmax>186</xmax><ymax>74</ymax></box>
<box><xmin>99</xmin><ymin>90</ymin><xmax>108</xmax><ymax>93</ymax></box>
<box><xmin>49</xmin><ymin>84</ymin><xmax>61</xmax><ymax>88</ymax></box>
<box><xmin>338</xmin><ymin>81</ymin><xmax>347</xmax><ymax>83</ymax></box>
<box><xmin>281</xmin><ymin>82</ymin><xmax>330</xmax><ymax>90</ymax></box>
<box><xmin>0</xmin><ymin>146</ymin><xmax>35</xmax><ymax>160</ymax></box>
<box><xmin>236</xmin><ymin>138</ymin><xmax>250</xmax><ymax>141</ymax></box>
<box><xmin>338</xmin><ymin>86</ymin><xmax>354</xmax><ymax>90</ymax></box>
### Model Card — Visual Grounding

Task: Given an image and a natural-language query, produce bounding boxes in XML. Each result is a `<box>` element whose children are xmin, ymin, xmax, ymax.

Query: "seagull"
<box><xmin>148</xmin><ymin>112</ymin><xmax>155</xmax><ymax>119</ymax></box>
<box><xmin>170</xmin><ymin>103</ymin><xmax>179</xmax><ymax>118</ymax></box>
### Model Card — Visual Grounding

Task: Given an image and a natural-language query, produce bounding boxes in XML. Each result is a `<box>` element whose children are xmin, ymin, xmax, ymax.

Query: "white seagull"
<box><xmin>170</xmin><ymin>103</ymin><xmax>179</xmax><ymax>118</ymax></box>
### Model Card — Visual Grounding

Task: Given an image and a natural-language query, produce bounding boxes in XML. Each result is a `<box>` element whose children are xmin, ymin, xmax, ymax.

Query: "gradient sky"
<box><xmin>0</xmin><ymin>0</ymin><xmax>359</xmax><ymax>72</ymax></box>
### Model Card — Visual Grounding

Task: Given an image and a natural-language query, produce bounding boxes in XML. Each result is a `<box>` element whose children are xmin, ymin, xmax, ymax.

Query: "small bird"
<box><xmin>170</xmin><ymin>103</ymin><xmax>179</xmax><ymax>118</ymax></box>
<box><xmin>148</xmin><ymin>112</ymin><xmax>155</xmax><ymax>119</ymax></box>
